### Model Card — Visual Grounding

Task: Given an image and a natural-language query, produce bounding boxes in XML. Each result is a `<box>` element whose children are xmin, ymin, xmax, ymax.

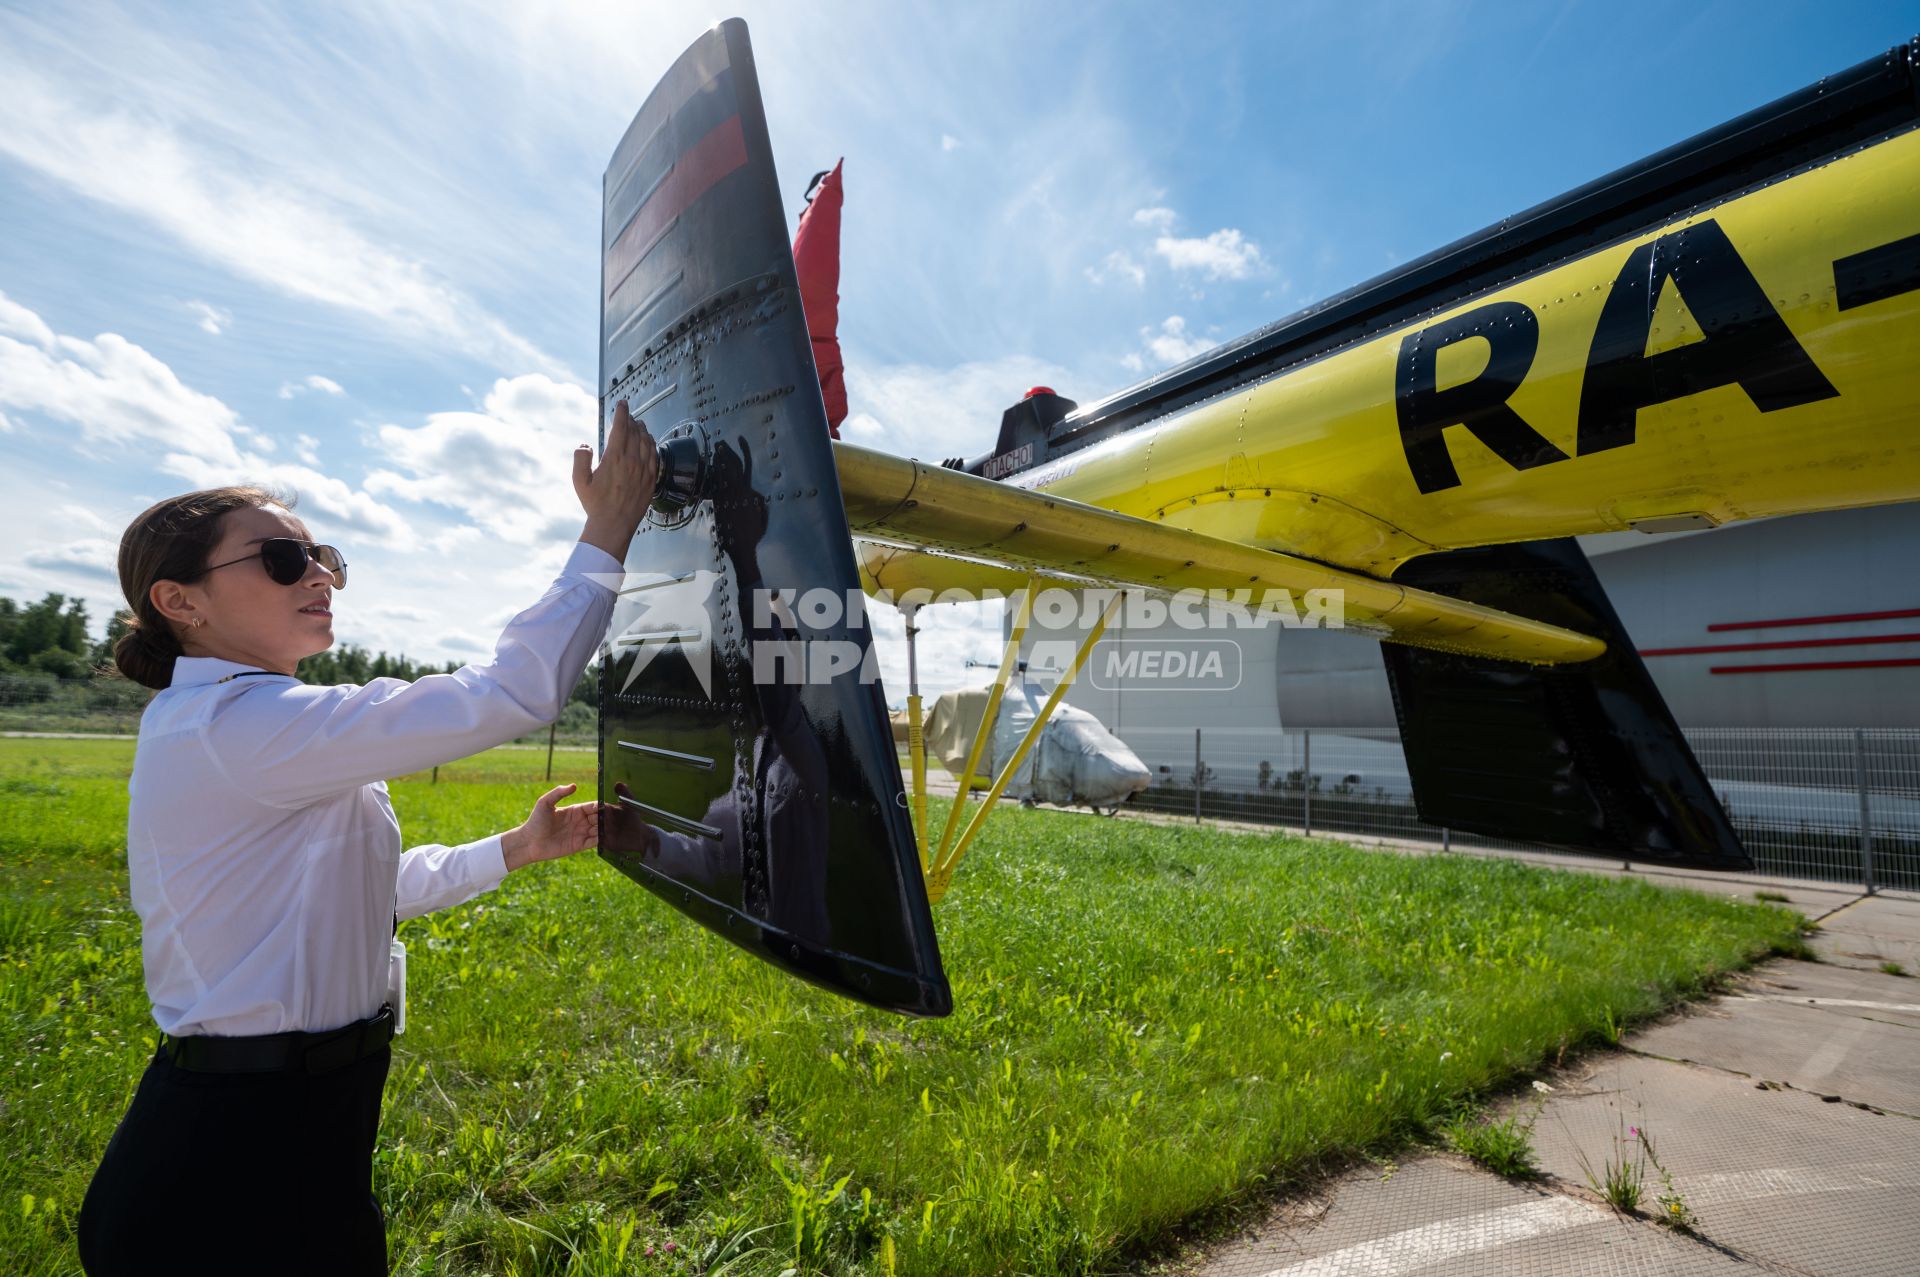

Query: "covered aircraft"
<box><xmin>923</xmin><ymin>683</ymin><xmax>1152</xmax><ymax>812</ymax></box>
<box><xmin>594</xmin><ymin>21</ymin><xmax>1920</xmax><ymax>1015</ymax></box>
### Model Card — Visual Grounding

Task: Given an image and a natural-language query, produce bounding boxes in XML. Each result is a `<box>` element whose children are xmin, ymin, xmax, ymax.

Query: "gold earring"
<box><xmin>190</xmin><ymin>617</ymin><xmax>205</xmax><ymax>629</ymax></box>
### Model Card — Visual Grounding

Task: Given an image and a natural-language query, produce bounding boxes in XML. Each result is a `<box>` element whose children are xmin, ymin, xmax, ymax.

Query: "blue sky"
<box><xmin>0</xmin><ymin>0</ymin><xmax>1913</xmax><ymax>695</ymax></box>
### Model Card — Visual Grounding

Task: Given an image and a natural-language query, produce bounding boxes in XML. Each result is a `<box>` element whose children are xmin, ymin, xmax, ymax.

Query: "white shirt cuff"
<box><xmin>469</xmin><ymin>833</ymin><xmax>511</xmax><ymax>889</ymax></box>
<box><xmin>563</xmin><ymin>540</ymin><xmax>625</xmax><ymax>590</ymax></box>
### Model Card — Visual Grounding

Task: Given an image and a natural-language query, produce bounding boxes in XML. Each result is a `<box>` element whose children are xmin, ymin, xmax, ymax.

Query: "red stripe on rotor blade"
<box><xmin>1706</xmin><ymin>607</ymin><xmax>1920</xmax><ymax>633</ymax></box>
<box><xmin>605</xmin><ymin>113</ymin><xmax>748</xmax><ymax>302</ymax></box>
<box><xmin>1640</xmin><ymin>632</ymin><xmax>1920</xmax><ymax>657</ymax></box>
<box><xmin>1709</xmin><ymin>657</ymin><xmax>1920</xmax><ymax>675</ymax></box>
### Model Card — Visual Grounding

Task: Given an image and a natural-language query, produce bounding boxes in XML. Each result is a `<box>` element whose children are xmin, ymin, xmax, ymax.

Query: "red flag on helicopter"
<box><xmin>792</xmin><ymin>159</ymin><xmax>847</xmax><ymax>437</ymax></box>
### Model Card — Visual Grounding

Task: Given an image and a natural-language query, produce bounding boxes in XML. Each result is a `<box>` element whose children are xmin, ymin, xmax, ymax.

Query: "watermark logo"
<box><xmin>877</xmin><ymin>586</ymin><xmax>1344</xmax><ymax>634</ymax></box>
<box><xmin>1085</xmin><ymin>638</ymin><xmax>1242</xmax><ymax>691</ymax></box>
<box><xmin>600</xmin><ymin>569</ymin><xmax>723</xmax><ymax>697</ymax></box>
<box><xmin>594</xmin><ymin>576</ymin><xmax>1345</xmax><ymax>690</ymax></box>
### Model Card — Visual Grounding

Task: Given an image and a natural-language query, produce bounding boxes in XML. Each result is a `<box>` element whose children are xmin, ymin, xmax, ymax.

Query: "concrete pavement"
<box><xmin>1160</xmin><ymin>881</ymin><xmax>1920</xmax><ymax>1277</ymax></box>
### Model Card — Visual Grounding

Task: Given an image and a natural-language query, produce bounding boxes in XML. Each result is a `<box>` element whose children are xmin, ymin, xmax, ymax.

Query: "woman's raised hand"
<box><xmin>575</xmin><ymin>399</ymin><xmax>660</xmax><ymax>559</ymax></box>
<box><xmin>500</xmin><ymin>783</ymin><xmax>617</xmax><ymax>872</ymax></box>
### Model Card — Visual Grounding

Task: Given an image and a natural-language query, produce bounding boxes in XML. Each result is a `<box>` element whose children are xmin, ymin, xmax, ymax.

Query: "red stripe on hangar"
<box><xmin>604</xmin><ymin>114</ymin><xmax>748</xmax><ymax>302</ymax></box>
<box><xmin>1640</xmin><ymin>606</ymin><xmax>1920</xmax><ymax>675</ymax></box>
<box><xmin>1640</xmin><ymin>631</ymin><xmax>1920</xmax><ymax>658</ymax></box>
<box><xmin>1706</xmin><ymin>606</ymin><xmax>1920</xmax><ymax>633</ymax></box>
<box><xmin>1710</xmin><ymin>657</ymin><xmax>1920</xmax><ymax>676</ymax></box>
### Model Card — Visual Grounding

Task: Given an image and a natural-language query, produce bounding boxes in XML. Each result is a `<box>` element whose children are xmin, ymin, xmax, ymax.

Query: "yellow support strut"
<box><xmin>927</xmin><ymin>589</ymin><xmax>1125</xmax><ymax>902</ymax></box>
<box><xmin>930</xmin><ymin>575</ymin><xmax>1039</xmax><ymax>872</ymax></box>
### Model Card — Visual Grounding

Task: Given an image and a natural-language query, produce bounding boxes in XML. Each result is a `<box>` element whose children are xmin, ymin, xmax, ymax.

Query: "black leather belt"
<box><xmin>162</xmin><ymin>1005</ymin><xmax>395</xmax><ymax>1075</ymax></box>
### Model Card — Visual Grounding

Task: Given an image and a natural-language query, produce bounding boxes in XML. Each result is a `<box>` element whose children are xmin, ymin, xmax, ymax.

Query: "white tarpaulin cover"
<box><xmin>925</xmin><ymin>683</ymin><xmax>1151</xmax><ymax>809</ymax></box>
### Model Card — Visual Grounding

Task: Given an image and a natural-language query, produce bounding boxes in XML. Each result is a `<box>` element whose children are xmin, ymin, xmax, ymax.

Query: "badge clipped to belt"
<box><xmin>386</xmin><ymin>936</ymin><xmax>407</xmax><ymax>1035</ymax></box>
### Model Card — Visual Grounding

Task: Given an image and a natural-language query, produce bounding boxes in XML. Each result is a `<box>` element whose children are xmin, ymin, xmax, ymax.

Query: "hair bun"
<box><xmin>137</xmin><ymin>622</ymin><xmax>180</xmax><ymax>654</ymax></box>
<box><xmin>112</xmin><ymin>620</ymin><xmax>182</xmax><ymax>690</ymax></box>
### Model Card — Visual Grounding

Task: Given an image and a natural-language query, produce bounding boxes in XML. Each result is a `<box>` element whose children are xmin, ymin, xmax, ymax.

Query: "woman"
<box><xmin>76</xmin><ymin>403</ymin><xmax>659</xmax><ymax>1275</ymax></box>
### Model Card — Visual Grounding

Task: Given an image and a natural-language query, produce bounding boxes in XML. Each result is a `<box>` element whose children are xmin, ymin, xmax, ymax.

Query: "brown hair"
<box><xmin>113</xmin><ymin>486</ymin><xmax>289</xmax><ymax>689</ymax></box>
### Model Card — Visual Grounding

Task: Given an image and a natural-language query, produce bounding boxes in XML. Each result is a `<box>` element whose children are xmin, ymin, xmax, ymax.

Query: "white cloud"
<box><xmin>0</xmin><ymin>288</ymin><xmax>246</xmax><ymax>468</ymax></box>
<box><xmin>0</xmin><ymin>289</ymin><xmax>416</xmax><ymax>552</ymax></box>
<box><xmin>294</xmin><ymin>433</ymin><xmax>322</xmax><ymax>465</ymax></box>
<box><xmin>865</xmin><ymin>590</ymin><xmax>1009</xmax><ymax>708</ymax></box>
<box><xmin>0</xmin><ymin>292</ymin><xmax>57</xmax><ymax>347</ymax></box>
<box><xmin>0</xmin><ymin>59</ymin><xmax>568</xmax><ymax>380</ymax></box>
<box><xmin>1101</xmin><ymin>208</ymin><xmax>1268</xmax><ymax>290</ymax></box>
<box><xmin>186</xmin><ymin>300</ymin><xmax>230</xmax><ymax>335</ymax></box>
<box><xmin>56</xmin><ymin>503</ymin><xmax>115</xmax><ymax>534</ymax></box>
<box><xmin>436</xmin><ymin>632</ymin><xmax>495</xmax><ymax>658</ymax></box>
<box><xmin>1153</xmin><ymin>227</ymin><xmax>1266</xmax><ymax>281</ymax></box>
<box><xmin>0</xmin><ymin>483</ymin><xmax>130</xmax><ymax>633</ymax></box>
<box><xmin>364</xmin><ymin>373</ymin><xmax>595</xmax><ymax>544</ymax></box>
<box><xmin>234</xmin><ymin>425</ymin><xmax>278</xmax><ymax>454</ymax></box>
<box><xmin>940</xmin><ymin>133</ymin><xmax>961</xmax><ymax>152</ymax></box>
<box><xmin>279</xmin><ymin>374</ymin><xmax>346</xmax><ymax>399</ymax></box>
<box><xmin>427</xmin><ymin>523</ymin><xmax>486</xmax><ymax>555</ymax></box>
<box><xmin>369</xmin><ymin>604</ymin><xmax>432</xmax><ymax>624</ymax></box>
<box><xmin>1134</xmin><ymin>315</ymin><xmax>1216</xmax><ymax>369</ymax></box>
<box><xmin>844</xmin><ymin>355</ymin><xmax>1078</xmax><ymax>460</ymax></box>
<box><xmin>23</xmin><ymin>538</ymin><xmax>120</xmax><ymax>584</ymax></box>
<box><xmin>154</xmin><ymin>452</ymin><xmax>418</xmax><ymax>548</ymax></box>
<box><xmin>1085</xmin><ymin>250</ymin><xmax>1145</xmax><ymax>288</ymax></box>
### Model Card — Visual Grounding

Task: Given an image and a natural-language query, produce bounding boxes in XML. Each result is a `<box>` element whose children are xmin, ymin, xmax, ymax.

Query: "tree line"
<box><xmin>0</xmin><ymin>592</ymin><xmax>592</xmax><ymax>703</ymax></box>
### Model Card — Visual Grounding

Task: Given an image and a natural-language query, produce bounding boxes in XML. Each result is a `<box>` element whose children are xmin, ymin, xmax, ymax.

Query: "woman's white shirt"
<box><xmin>126</xmin><ymin>540</ymin><xmax>622</xmax><ymax>1038</ymax></box>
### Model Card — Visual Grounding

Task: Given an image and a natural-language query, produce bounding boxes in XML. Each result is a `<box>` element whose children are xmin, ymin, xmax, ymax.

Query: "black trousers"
<box><xmin>78</xmin><ymin>1042</ymin><xmax>391</xmax><ymax>1276</ymax></box>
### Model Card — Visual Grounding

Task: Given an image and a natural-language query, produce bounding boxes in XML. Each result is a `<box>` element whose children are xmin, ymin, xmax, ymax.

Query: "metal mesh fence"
<box><xmin>1121</xmin><ymin>724</ymin><xmax>1920</xmax><ymax>891</ymax></box>
<box><xmin>8</xmin><ymin>674</ymin><xmax>1919</xmax><ymax>889</ymax></box>
<box><xmin>0</xmin><ymin>673</ymin><xmax>149</xmax><ymax>732</ymax></box>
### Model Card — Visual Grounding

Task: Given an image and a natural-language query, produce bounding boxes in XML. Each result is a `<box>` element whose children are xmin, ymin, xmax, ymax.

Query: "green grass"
<box><xmin>1</xmin><ymin>739</ymin><xmax>1807</xmax><ymax>1275</ymax></box>
<box><xmin>1443</xmin><ymin>1109</ymin><xmax>1540</xmax><ymax>1179</ymax></box>
<box><xmin>1587</xmin><ymin>1145</ymin><xmax>1644</xmax><ymax>1214</ymax></box>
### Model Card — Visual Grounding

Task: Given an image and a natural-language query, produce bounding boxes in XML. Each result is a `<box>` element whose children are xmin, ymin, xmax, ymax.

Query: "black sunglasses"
<box><xmin>184</xmin><ymin>539</ymin><xmax>348</xmax><ymax>589</ymax></box>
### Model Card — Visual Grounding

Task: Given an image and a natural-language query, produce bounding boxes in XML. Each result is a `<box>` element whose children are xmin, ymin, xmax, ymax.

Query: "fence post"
<box><xmin>1194</xmin><ymin>728</ymin><xmax>1202</xmax><ymax>824</ymax></box>
<box><xmin>1856</xmin><ymin>728</ymin><xmax>1875</xmax><ymax>894</ymax></box>
<box><xmin>546</xmin><ymin>721</ymin><xmax>558</xmax><ymax>783</ymax></box>
<box><xmin>1302</xmin><ymin>729</ymin><xmax>1312</xmax><ymax>838</ymax></box>
<box><xmin>1442</xmin><ymin>826</ymin><xmax>1451</xmax><ymax>853</ymax></box>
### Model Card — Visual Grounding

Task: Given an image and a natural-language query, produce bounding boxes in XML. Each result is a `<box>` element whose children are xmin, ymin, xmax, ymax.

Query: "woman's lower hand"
<box><xmin>501</xmin><ymin>783</ymin><xmax>616</xmax><ymax>871</ymax></box>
